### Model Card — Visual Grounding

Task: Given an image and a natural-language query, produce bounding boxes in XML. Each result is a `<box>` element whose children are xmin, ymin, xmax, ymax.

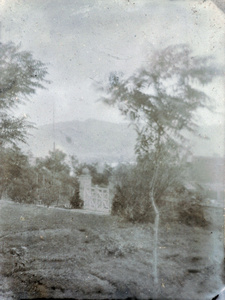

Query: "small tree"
<box><xmin>70</xmin><ymin>182</ymin><xmax>83</xmax><ymax>209</ymax></box>
<box><xmin>0</xmin><ymin>42</ymin><xmax>49</xmax><ymax>146</ymax></box>
<box><xmin>36</xmin><ymin>149</ymin><xmax>74</xmax><ymax>206</ymax></box>
<box><xmin>0</xmin><ymin>146</ymin><xmax>37</xmax><ymax>202</ymax></box>
<box><xmin>98</xmin><ymin>44</ymin><xmax>220</xmax><ymax>293</ymax></box>
<box><xmin>69</xmin><ymin>155</ymin><xmax>82</xmax><ymax>208</ymax></box>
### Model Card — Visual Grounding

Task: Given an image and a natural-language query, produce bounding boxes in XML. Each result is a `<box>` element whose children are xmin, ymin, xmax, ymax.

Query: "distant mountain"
<box><xmin>22</xmin><ymin>119</ymin><xmax>224</xmax><ymax>162</ymax></box>
<box><xmin>23</xmin><ymin>119</ymin><xmax>137</xmax><ymax>162</ymax></box>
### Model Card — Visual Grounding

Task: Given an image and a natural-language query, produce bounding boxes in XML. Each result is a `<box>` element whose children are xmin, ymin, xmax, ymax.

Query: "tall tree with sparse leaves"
<box><xmin>98</xmin><ymin>44</ymin><xmax>221</xmax><ymax>295</ymax></box>
<box><xmin>0</xmin><ymin>42</ymin><xmax>49</xmax><ymax>146</ymax></box>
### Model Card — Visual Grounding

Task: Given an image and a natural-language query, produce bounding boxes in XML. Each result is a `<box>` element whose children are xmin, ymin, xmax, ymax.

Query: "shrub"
<box><xmin>111</xmin><ymin>164</ymin><xmax>155</xmax><ymax>223</ymax></box>
<box><xmin>7</xmin><ymin>171</ymin><xmax>37</xmax><ymax>204</ymax></box>
<box><xmin>38</xmin><ymin>185</ymin><xmax>60</xmax><ymax>207</ymax></box>
<box><xmin>177</xmin><ymin>202</ymin><xmax>208</xmax><ymax>227</ymax></box>
<box><xmin>175</xmin><ymin>186</ymin><xmax>209</xmax><ymax>228</ymax></box>
<box><xmin>7</xmin><ymin>178</ymin><xmax>36</xmax><ymax>203</ymax></box>
<box><xmin>112</xmin><ymin>161</ymin><xmax>209</xmax><ymax>227</ymax></box>
<box><xmin>70</xmin><ymin>184</ymin><xmax>83</xmax><ymax>209</ymax></box>
<box><xmin>0</xmin><ymin>147</ymin><xmax>38</xmax><ymax>203</ymax></box>
<box><xmin>112</xmin><ymin>186</ymin><xmax>155</xmax><ymax>223</ymax></box>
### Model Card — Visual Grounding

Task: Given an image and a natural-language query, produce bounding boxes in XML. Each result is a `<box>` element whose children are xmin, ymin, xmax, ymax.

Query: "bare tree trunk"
<box><xmin>150</xmin><ymin>190</ymin><xmax>160</xmax><ymax>297</ymax></box>
<box><xmin>148</xmin><ymin>131</ymin><xmax>162</xmax><ymax>297</ymax></box>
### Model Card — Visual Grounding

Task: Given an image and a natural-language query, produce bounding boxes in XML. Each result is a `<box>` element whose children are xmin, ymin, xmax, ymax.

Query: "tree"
<box><xmin>0</xmin><ymin>146</ymin><xmax>37</xmax><ymax>202</ymax></box>
<box><xmin>0</xmin><ymin>42</ymin><xmax>49</xmax><ymax>146</ymax></box>
<box><xmin>98</xmin><ymin>44</ymin><xmax>221</xmax><ymax>295</ymax></box>
<box><xmin>36</xmin><ymin>149</ymin><xmax>70</xmax><ymax>174</ymax></box>
<box><xmin>36</xmin><ymin>150</ymin><xmax>74</xmax><ymax>206</ymax></box>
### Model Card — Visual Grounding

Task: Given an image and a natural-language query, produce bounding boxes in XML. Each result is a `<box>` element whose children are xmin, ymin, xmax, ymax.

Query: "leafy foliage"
<box><xmin>112</xmin><ymin>149</ymin><xmax>187</xmax><ymax>223</ymax></box>
<box><xmin>0</xmin><ymin>146</ymin><xmax>37</xmax><ymax>202</ymax></box>
<box><xmin>100</xmin><ymin>44</ymin><xmax>220</xmax><ymax>157</ymax></box>
<box><xmin>112</xmin><ymin>159</ymin><xmax>208</xmax><ymax>227</ymax></box>
<box><xmin>0</xmin><ymin>42</ymin><xmax>49</xmax><ymax>146</ymax></box>
<box><xmin>35</xmin><ymin>150</ymin><xmax>74</xmax><ymax>206</ymax></box>
<box><xmin>70</xmin><ymin>180</ymin><xmax>83</xmax><ymax>209</ymax></box>
<box><xmin>36</xmin><ymin>149</ymin><xmax>70</xmax><ymax>175</ymax></box>
<box><xmin>175</xmin><ymin>187</ymin><xmax>208</xmax><ymax>227</ymax></box>
<box><xmin>0</xmin><ymin>148</ymin><xmax>78</xmax><ymax>207</ymax></box>
<box><xmin>99</xmin><ymin>44</ymin><xmax>220</xmax><ymax>211</ymax></box>
<box><xmin>112</xmin><ymin>163</ymin><xmax>153</xmax><ymax>223</ymax></box>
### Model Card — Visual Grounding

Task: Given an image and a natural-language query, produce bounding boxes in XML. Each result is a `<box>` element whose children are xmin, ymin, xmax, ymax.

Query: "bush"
<box><xmin>7</xmin><ymin>175</ymin><xmax>37</xmax><ymax>204</ymax></box>
<box><xmin>0</xmin><ymin>147</ymin><xmax>38</xmax><ymax>203</ymax></box>
<box><xmin>112</xmin><ymin>160</ymin><xmax>209</xmax><ymax>227</ymax></box>
<box><xmin>112</xmin><ymin>186</ymin><xmax>155</xmax><ymax>223</ymax></box>
<box><xmin>177</xmin><ymin>202</ymin><xmax>208</xmax><ymax>227</ymax></box>
<box><xmin>112</xmin><ymin>165</ymin><xmax>155</xmax><ymax>223</ymax></box>
<box><xmin>38</xmin><ymin>185</ymin><xmax>60</xmax><ymax>207</ymax></box>
<box><xmin>175</xmin><ymin>187</ymin><xmax>209</xmax><ymax>228</ymax></box>
<box><xmin>70</xmin><ymin>184</ymin><xmax>83</xmax><ymax>209</ymax></box>
<box><xmin>7</xmin><ymin>178</ymin><xmax>35</xmax><ymax>203</ymax></box>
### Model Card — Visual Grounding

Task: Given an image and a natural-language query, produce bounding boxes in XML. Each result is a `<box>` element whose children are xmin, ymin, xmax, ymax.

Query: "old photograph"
<box><xmin>0</xmin><ymin>0</ymin><xmax>224</xmax><ymax>299</ymax></box>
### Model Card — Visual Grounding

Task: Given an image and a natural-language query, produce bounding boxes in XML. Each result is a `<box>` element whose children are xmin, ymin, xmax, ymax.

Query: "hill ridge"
<box><xmin>22</xmin><ymin>119</ymin><xmax>224</xmax><ymax>162</ymax></box>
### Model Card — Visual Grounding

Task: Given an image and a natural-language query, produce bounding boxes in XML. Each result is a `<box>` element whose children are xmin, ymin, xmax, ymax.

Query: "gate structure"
<box><xmin>79</xmin><ymin>173</ymin><xmax>112</xmax><ymax>213</ymax></box>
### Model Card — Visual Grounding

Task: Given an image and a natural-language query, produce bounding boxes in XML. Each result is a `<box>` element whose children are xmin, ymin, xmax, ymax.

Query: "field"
<box><xmin>0</xmin><ymin>199</ymin><xmax>224</xmax><ymax>299</ymax></box>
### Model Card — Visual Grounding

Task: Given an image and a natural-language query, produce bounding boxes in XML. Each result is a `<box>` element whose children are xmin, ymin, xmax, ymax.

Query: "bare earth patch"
<box><xmin>0</xmin><ymin>199</ymin><xmax>224</xmax><ymax>299</ymax></box>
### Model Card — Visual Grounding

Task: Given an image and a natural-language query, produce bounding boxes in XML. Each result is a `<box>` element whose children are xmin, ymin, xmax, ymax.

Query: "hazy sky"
<box><xmin>0</xmin><ymin>0</ymin><xmax>224</xmax><ymax>126</ymax></box>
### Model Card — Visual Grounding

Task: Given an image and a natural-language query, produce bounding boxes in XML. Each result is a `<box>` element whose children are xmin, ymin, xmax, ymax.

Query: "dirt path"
<box><xmin>0</xmin><ymin>199</ymin><xmax>224</xmax><ymax>299</ymax></box>
<box><xmin>176</xmin><ymin>206</ymin><xmax>224</xmax><ymax>300</ymax></box>
<box><xmin>0</xmin><ymin>255</ymin><xmax>15</xmax><ymax>299</ymax></box>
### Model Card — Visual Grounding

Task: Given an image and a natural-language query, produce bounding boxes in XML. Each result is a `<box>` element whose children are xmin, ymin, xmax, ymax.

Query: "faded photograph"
<box><xmin>0</xmin><ymin>1</ymin><xmax>224</xmax><ymax>299</ymax></box>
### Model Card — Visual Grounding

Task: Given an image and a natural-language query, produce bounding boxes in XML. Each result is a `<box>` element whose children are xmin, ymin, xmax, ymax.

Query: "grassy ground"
<box><xmin>0</xmin><ymin>200</ymin><xmax>224</xmax><ymax>299</ymax></box>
